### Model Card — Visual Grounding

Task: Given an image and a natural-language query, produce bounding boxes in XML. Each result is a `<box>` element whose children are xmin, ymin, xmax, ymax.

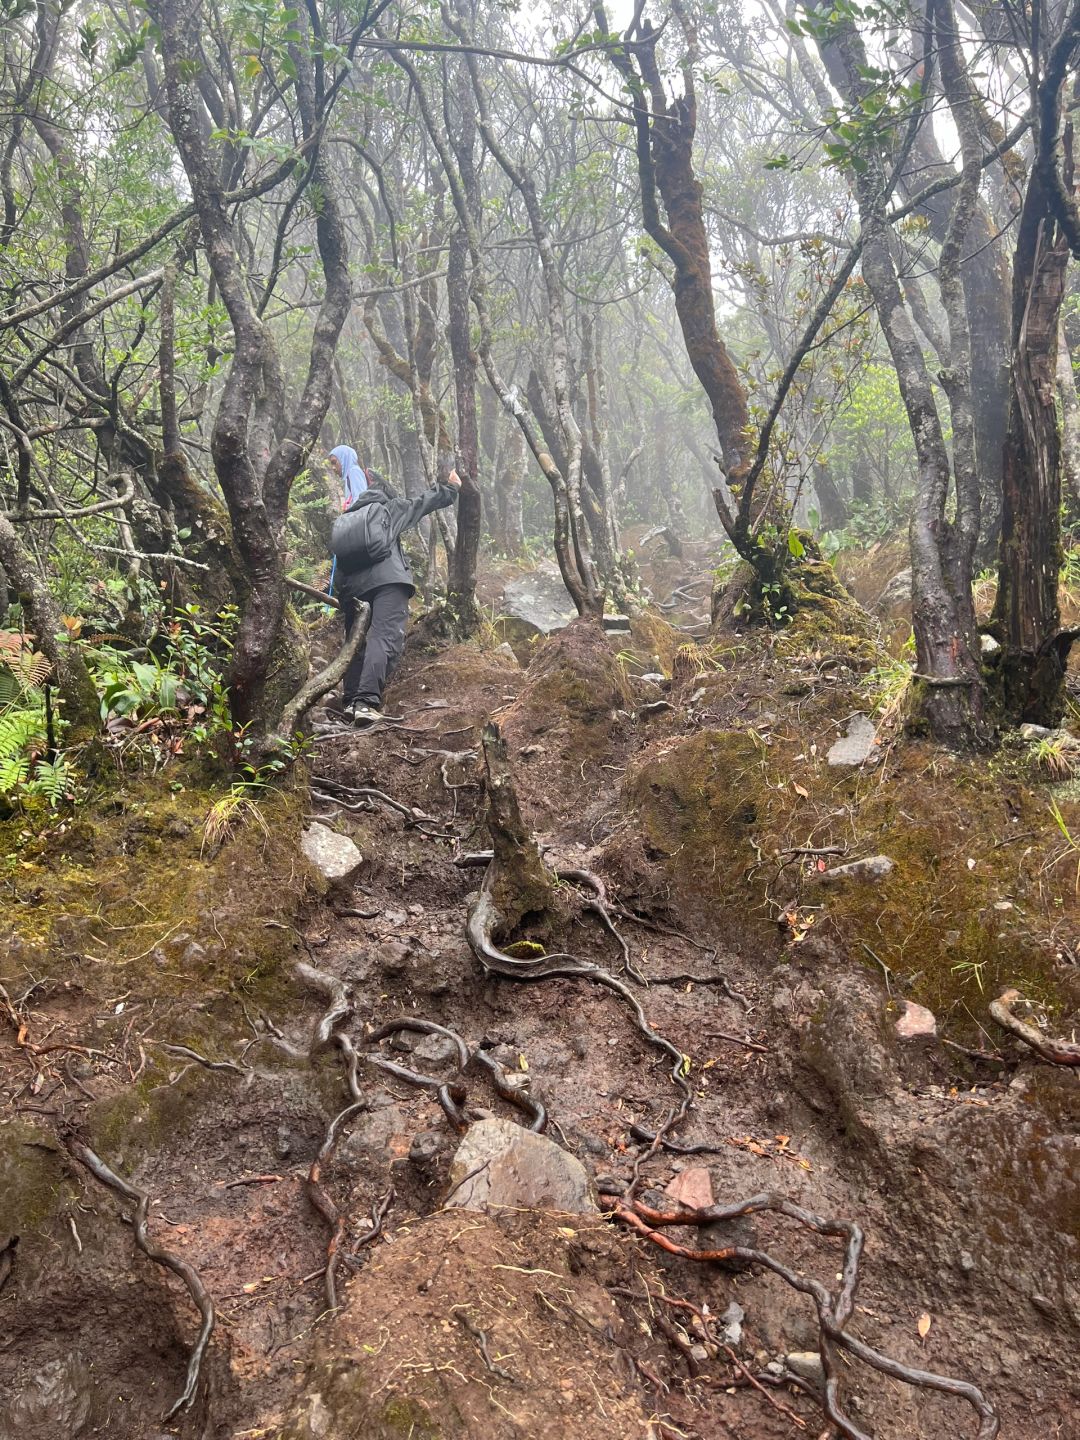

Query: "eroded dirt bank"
<box><xmin>1</xmin><ymin>599</ymin><xmax>1078</xmax><ymax>1440</ymax></box>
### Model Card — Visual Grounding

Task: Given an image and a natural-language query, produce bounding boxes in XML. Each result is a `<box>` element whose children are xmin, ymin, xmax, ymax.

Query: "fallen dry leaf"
<box><xmin>793</xmin><ymin>781</ymin><xmax>809</xmax><ymax>798</ymax></box>
<box><xmin>917</xmin><ymin>1311</ymin><xmax>932</xmax><ymax>1339</ymax></box>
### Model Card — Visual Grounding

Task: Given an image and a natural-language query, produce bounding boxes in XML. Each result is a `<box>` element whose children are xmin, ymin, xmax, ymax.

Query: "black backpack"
<box><xmin>331</xmin><ymin>498</ymin><xmax>394</xmax><ymax>568</ymax></box>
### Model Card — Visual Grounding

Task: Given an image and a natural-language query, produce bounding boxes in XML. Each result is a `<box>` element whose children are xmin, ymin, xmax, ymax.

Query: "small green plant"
<box><xmin>861</xmin><ymin>641</ymin><xmax>915</xmax><ymax>725</ymax></box>
<box><xmin>1033</xmin><ymin>734</ymin><xmax>1079</xmax><ymax>780</ymax></box>
<box><xmin>1048</xmin><ymin>798</ymin><xmax>1080</xmax><ymax>893</ymax></box>
<box><xmin>950</xmin><ymin>958</ymin><xmax>986</xmax><ymax>993</ymax></box>
<box><xmin>0</xmin><ymin>642</ymin><xmax>72</xmax><ymax>809</ymax></box>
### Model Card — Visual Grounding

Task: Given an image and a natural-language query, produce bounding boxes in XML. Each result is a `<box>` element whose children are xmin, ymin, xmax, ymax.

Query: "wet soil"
<box><xmin>1</xmin><ymin>581</ymin><xmax>1078</xmax><ymax>1440</ymax></box>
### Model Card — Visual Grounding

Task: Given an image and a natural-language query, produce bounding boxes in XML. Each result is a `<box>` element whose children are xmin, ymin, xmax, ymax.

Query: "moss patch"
<box><xmin>0</xmin><ymin>769</ymin><xmax>308</xmax><ymax>1006</ymax></box>
<box><xmin>774</xmin><ymin>556</ymin><xmax>881</xmax><ymax>665</ymax></box>
<box><xmin>0</xmin><ymin>1124</ymin><xmax>70</xmax><ymax>1234</ymax></box>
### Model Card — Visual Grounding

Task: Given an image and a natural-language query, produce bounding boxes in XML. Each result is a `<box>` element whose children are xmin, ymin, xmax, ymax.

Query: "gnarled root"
<box><xmin>466</xmin><ymin>887</ymin><xmax>691</xmax><ymax>1170</ymax></box>
<box><xmin>601</xmin><ymin>1188</ymin><xmax>999</xmax><ymax>1440</ymax></box>
<box><xmin>989</xmin><ymin>988</ymin><xmax>1080</xmax><ymax>1065</ymax></box>
<box><xmin>65</xmin><ymin>1139</ymin><xmax>215</xmax><ymax>1420</ymax></box>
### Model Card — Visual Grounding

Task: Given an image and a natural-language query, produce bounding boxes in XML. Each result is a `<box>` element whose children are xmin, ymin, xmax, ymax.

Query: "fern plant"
<box><xmin>0</xmin><ymin>639</ymin><xmax>71</xmax><ymax>809</ymax></box>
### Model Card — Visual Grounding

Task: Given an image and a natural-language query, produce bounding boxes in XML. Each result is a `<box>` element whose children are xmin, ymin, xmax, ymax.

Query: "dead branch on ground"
<box><xmin>989</xmin><ymin>989</ymin><xmax>1080</xmax><ymax>1065</ymax></box>
<box><xmin>277</xmin><ymin>602</ymin><xmax>370</xmax><ymax>739</ymax></box>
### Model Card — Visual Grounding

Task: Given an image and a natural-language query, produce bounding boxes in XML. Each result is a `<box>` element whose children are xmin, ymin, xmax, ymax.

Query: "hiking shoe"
<box><xmin>343</xmin><ymin>702</ymin><xmax>382</xmax><ymax>728</ymax></box>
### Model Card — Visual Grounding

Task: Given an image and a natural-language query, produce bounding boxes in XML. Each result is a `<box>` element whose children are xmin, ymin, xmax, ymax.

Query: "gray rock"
<box><xmin>411</xmin><ymin>1032</ymin><xmax>461</xmax><ymax>1067</ymax></box>
<box><xmin>638</xmin><ymin>672</ymin><xmax>668</xmax><ymax>687</ymax></box>
<box><xmin>492</xmin><ymin>641</ymin><xmax>520</xmax><ymax>664</ymax></box>
<box><xmin>980</xmin><ymin>633</ymin><xmax>1001</xmax><ymax>656</ymax></box>
<box><xmin>817</xmin><ymin>854</ymin><xmax>894</xmax><ymax>884</ymax></box>
<box><xmin>446</xmin><ymin>1116</ymin><xmax>596</xmax><ymax>1213</ymax></box>
<box><xmin>602</xmin><ymin>613</ymin><xmax>631</xmax><ymax>633</ymax></box>
<box><xmin>876</xmin><ymin>567</ymin><xmax>912</xmax><ymax>611</ymax></box>
<box><xmin>785</xmin><ymin>1351</ymin><xmax>825</xmax><ymax>1388</ymax></box>
<box><xmin>1020</xmin><ymin>722</ymin><xmax>1053</xmax><ymax>740</ymax></box>
<box><xmin>301</xmin><ymin>822</ymin><xmax>362</xmax><ymax>887</ymax></box>
<box><xmin>721</xmin><ymin>1301</ymin><xmax>745</xmax><ymax>1347</ymax></box>
<box><xmin>501</xmin><ymin>564</ymin><xmax>579</xmax><ymax>636</ymax></box>
<box><xmin>827</xmin><ymin>713</ymin><xmax>878</xmax><ymax>767</ymax></box>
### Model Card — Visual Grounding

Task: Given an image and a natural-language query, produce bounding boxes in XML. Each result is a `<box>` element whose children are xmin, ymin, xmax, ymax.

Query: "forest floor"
<box><xmin>1</xmin><ymin>540</ymin><xmax>1078</xmax><ymax>1440</ymax></box>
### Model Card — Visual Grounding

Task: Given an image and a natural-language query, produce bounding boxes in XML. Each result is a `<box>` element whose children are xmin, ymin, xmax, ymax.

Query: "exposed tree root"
<box><xmin>366</xmin><ymin>1055</ymin><xmax>470</xmax><ymax>1130</ymax></box>
<box><xmin>366</xmin><ymin>1016</ymin><xmax>471</xmax><ymax>1069</ymax></box>
<box><xmin>64</xmin><ymin>1138</ymin><xmax>215</xmax><ymax>1420</ymax></box>
<box><xmin>469</xmin><ymin>723</ymin><xmax>693</xmax><ymax>1185</ymax></box>
<box><xmin>555</xmin><ymin>865</ymin><xmax>646</xmax><ymax>984</ymax></box>
<box><xmin>600</xmin><ymin>1188</ymin><xmax>999</xmax><ymax>1440</ymax></box>
<box><xmin>467</xmin><ymin>888</ymin><xmax>691</xmax><ymax>1180</ymax></box>
<box><xmin>472</xmin><ymin>1045</ymin><xmax>547</xmax><ymax>1132</ymax></box>
<box><xmin>277</xmin><ymin>602</ymin><xmax>369</xmax><ymax>741</ymax></box>
<box><xmin>311</xmin><ymin>775</ymin><xmax>459</xmax><ymax>839</ymax></box>
<box><xmin>307</xmin><ymin>1099</ymin><xmax>368</xmax><ymax>1312</ymax></box>
<box><xmin>989</xmin><ymin>989</ymin><xmax>1080</xmax><ymax>1065</ymax></box>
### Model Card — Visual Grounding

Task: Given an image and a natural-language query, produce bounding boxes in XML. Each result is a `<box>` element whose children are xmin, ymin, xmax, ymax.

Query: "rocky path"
<box><xmin>1</xmin><ymin>615</ymin><xmax>1077</xmax><ymax>1439</ymax></box>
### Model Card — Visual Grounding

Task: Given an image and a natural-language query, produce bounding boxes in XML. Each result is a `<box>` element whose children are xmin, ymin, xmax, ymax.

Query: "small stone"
<box><xmin>446</xmin><ymin>1117</ymin><xmax>596</xmax><ymax>1213</ymax></box>
<box><xmin>721</xmin><ymin>1301</ymin><xmax>745</xmax><ymax>1347</ymax></box>
<box><xmin>493</xmin><ymin>642</ymin><xmax>520</xmax><ymax>664</ymax></box>
<box><xmin>408</xmin><ymin>1130</ymin><xmax>443</xmax><ymax>1167</ymax></box>
<box><xmin>639</xmin><ymin>672</ymin><xmax>668</xmax><ymax>687</ymax></box>
<box><xmin>689</xmin><ymin>687</ymin><xmax>707</xmax><ymax>704</ymax></box>
<box><xmin>765</xmin><ymin>1360</ymin><xmax>785</xmax><ymax>1377</ymax></box>
<box><xmin>665</xmin><ymin>1167</ymin><xmax>714</xmax><ymax>1211</ymax></box>
<box><xmin>817</xmin><ymin>854</ymin><xmax>894</xmax><ymax>884</ymax></box>
<box><xmin>301</xmin><ymin>822</ymin><xmax>363</xmax><ymax>887</ymax></box>
<box><xmin>785</xmin><ymin>1351</ymin><xmax>825</xmax><ymax>1388</ymax></box>
<box><xmin>895</xmin><ymin>1001</ymin><xmax>937</xmax><ymax>1040</ymax></box>
<box><xmin>689</xmin><ymin>1344</ymin><xmax>709</xmax><ymax>1363</ymax></box>
<box><xmin>276</xmin><ymin>1125</ymin><xmax>292</xmax><ymax>1159</ymax></box>
<box><xmin>876</xmin><ymin>568</ymin><xmax>912</xmax><ymax>611</ymax></box>
<box><xmin>602</xmin><ymin>613</ymin><xmax>631</xmax><ymax>633</ymax></box>
<box><xmin>1020</xmin><ymin>722</ymin><xmax>1052</xmax><ymax>740</ymax></box>
<box><xmin>380</xmin><ymin>941</ymin><xmax>411</xmax><ymax>977</ymax></box>
<box><xmin>411</xmin><ymin>1033</ymin><xmax>460</xmax><ymax>1067</ymax></box>
<box><xmin>827</xmin><ymin>714</ymin><xmax>877</xmax><ymax>767</ymax></box>
<box><xmin>959</xmin><ymin>1250</ymin><xmax>976</xmax><ymax>1274</ymax></box>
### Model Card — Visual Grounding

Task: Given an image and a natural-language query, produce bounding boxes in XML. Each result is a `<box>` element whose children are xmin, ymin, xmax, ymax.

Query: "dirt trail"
<box><xmin>1</xmin><ymin>600</ymin><xmax>1077</xmax><ymax>1439</ymax></box>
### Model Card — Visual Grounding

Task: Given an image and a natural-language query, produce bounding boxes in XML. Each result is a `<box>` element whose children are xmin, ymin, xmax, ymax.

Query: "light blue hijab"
<box><xmin>330</xmin><ymin>445</ymin><xmax>369</xmax><ymax>506</ymax></box>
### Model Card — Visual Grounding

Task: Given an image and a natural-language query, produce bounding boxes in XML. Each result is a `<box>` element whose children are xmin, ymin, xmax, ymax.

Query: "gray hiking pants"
<box><xmin>342</xmin><ymin>583</ymin><xmax>411</xmax><ymax>709</ymax></box>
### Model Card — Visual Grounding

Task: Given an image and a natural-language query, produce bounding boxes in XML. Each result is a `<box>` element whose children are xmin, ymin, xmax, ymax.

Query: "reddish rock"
<box><xmin>895</xmin><ymin>1001</ymin><xmax>937</xmax><ymax>1040</ymax></box>
<box><xmin>665</xmin><ymin>1166</ymin><xmax>714</xmax><ymax>1211</ymax></box>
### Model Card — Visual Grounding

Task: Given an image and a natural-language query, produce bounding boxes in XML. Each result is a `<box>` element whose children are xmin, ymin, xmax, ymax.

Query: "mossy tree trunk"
<box><xmin>992</xmin><ymin>7</ymin><xmax>1080</xmax><ymax>725</ymax></box>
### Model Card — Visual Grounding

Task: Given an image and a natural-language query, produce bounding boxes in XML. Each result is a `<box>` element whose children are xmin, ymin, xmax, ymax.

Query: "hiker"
<box><xmin>328</xmin><ymin>445</ymin><xmax>370</xmax><ymax>508</ymax></box>
<box><xmin>332</xmin><ymin>468</ymin><xmax>461</xmax><ymax>726</ymax></box>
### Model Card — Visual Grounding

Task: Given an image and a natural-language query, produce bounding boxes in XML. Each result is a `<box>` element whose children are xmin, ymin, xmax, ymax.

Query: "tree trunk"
<box><xmin>1057</xmin><ymin>324</ymin><xmax>1080</xmax><ymax>505</ymax></box>
<box><xmin>446</xmin><ymin>228</ymin><xmax>481</xmax><ymax>627</ymax></box>
<box><xmin>994</xmin><ymin>195</ymin><xmax>1071</xmax><ymax>723</ymax></box>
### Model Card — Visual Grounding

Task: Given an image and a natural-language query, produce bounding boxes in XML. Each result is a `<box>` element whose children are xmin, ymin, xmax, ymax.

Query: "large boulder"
<box><xmin>446</xmin><ymin>1117</ymin><xmax>596</xmax><ymax>1213</ymax></box>
<box><xmin>500</xmin><ymin>563</ymin><xmax>578</xmax><ymax>638</ymax></box>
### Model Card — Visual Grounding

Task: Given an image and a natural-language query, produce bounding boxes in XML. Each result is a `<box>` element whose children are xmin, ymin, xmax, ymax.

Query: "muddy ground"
<box><xmin>1</xmin><ymin>551</ymin><xmax>1078</xmax><ymax>1440</ymax></box>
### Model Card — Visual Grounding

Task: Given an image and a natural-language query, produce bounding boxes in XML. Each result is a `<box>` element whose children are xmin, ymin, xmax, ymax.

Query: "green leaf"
<box><xmin>788</xmin><ymin>530</ymin><xmax>805</xmax><ymax>558</ymax></box>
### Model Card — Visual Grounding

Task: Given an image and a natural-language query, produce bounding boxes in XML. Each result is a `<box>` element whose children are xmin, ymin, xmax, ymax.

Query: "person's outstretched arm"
<box><xmin>391</xmin><ymin>470</ymin><xmax>461</xmax><ymax>535</ymax></box>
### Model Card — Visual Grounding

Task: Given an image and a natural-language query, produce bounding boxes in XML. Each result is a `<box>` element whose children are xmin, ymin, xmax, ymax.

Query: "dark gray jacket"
<box><xmin>337</xmin><ymin>481</ymin><xmax>457</xmax><ymax>599</ymax></box>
